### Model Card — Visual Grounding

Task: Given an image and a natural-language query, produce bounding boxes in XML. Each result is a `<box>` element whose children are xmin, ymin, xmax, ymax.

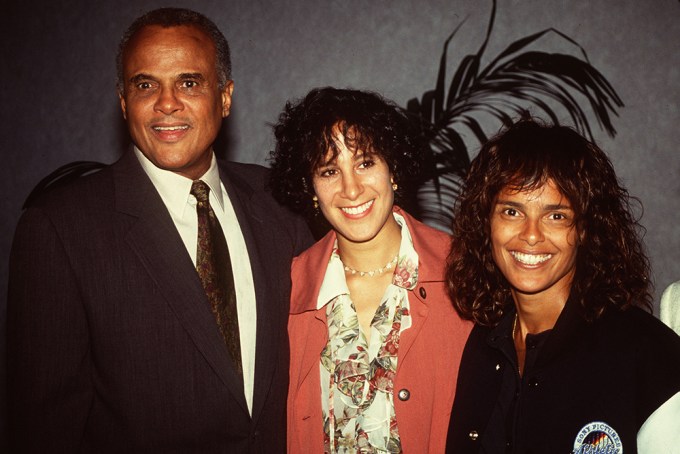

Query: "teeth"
<box><xmin>341</xmin><ymin>200</ymin><xmax>373</xmax><ymax>215</ymax></box>
<box><xmin>153</xmin><ymin>125</ymin><xmax>189</xmax><ymax>131</ymax></box>
<box><xmin>511</xmin><ymin>251</ymin><xmax>552</xmax><ymax>265</ymax></box>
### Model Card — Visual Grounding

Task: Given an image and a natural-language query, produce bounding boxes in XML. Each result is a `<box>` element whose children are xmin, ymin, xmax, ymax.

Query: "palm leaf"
<box><xmin>406</xmin><ymin>0</ymin><xmax>623</xmax><ymax>230</ymax></box>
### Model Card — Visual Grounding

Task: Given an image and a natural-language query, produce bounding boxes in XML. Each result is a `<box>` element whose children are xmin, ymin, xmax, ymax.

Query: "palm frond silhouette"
<box><xmin>407</xmin><ymin>0</ymin><xmax>623</xmax><ymax>230</ymax></box>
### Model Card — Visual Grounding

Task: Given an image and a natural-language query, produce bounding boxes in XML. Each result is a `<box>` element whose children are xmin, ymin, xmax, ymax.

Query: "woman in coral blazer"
<box><xmin>269</xmin><ymin>87</ymin><xmax>471</xmax><ymax>453</ymax></box>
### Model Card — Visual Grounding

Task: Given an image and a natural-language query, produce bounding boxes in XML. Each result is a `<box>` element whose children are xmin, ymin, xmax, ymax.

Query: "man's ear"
<box><xmin>119</xmin><ymin>93</ymin><xmax>128</xmax><ymax>120</ymax></box>
<box><xmin>221</xmin><ymin>80</ymin><xmax>234</xmax><ymax>118</ymax></box>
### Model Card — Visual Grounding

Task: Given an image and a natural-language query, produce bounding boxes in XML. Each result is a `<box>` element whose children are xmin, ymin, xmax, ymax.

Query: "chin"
<box><xmin>338</xmin><ymin>229</ymin><xmax>380</xmax><ymax>244</ymax></box>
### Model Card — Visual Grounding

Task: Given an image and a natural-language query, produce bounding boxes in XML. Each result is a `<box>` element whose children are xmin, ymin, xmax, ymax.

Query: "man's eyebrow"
<box><xmin>129</xmin><ymin>73</ymin><xmax>154</xmax><ymax>85</ymax></box>
<box><xmin>177</xmin><ymin>73</ymin><xmax>206</xmax><ymax>81</ymax></box>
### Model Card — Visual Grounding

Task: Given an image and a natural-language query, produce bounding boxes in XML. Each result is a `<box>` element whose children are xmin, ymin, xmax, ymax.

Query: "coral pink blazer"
<box><xmin>288</xmin><ymin>207</ymin><xmax>472</xmax><ymax>453</ymax></box>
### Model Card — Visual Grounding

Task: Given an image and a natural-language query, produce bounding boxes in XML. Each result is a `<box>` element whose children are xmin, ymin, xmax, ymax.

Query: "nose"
<box><xmin>518</xmin><ymin>218</ymin><xmax>544</xmax><ymax>246</ymax></box>
<box><xmin>341</xmin><ymin>172</ymin><xmax>363</xmax><ymax>200</ymax></box>
<box><xmin>154</xmin><ymin>86</ymin><xmax>183</xmax><ymax>115</ymax></box>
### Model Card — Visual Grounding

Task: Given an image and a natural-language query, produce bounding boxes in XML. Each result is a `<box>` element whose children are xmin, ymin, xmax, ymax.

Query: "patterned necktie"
<box><xmin>191</xmin><ymin>180</ymin><xmax>242</xmax><ymax>377</ymax></box>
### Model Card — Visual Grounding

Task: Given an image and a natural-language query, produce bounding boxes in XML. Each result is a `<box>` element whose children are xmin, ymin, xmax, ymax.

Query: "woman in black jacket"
<box><xmin>445</xmin><ymin>117</ymin><xmax>680</xmax><ymax>454</ymax></box>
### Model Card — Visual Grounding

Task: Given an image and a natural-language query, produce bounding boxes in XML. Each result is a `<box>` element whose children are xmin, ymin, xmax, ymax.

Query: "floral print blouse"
<box><xmin>317</xmin><ymin>213</ymin><xmax>418</xmax><ymax>453</ymax></box>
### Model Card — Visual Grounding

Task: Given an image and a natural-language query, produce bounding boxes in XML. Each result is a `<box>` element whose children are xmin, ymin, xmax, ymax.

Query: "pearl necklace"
<box><xmin>343</xmin><ymin>255</ymin><xmax>398</xmax><ymax>277</ymax></box>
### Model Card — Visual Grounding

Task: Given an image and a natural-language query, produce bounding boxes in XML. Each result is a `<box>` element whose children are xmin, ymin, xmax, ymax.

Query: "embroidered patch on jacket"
<box><xmin>572</xmin><ymin>421</ymin><xmax>622</xmax><ymax>454</ymax></box>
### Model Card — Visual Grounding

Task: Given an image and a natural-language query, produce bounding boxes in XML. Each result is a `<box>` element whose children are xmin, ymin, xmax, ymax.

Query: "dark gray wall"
<box><xmin>2</xmin><ymin>0</ymin><xmax>679</xmax><ymax>442</ymax></box>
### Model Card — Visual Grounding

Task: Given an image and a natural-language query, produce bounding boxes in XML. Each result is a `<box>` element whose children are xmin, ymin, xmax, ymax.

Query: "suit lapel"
<box><xmin>113</xmin><ymin>151</ymin><xmax>249</xmax><ymax>414</ymax></box>
<box><xmin>218</xmin><ymin>163</ymin><xmax>281</xmax><ymax>423</ymax></box>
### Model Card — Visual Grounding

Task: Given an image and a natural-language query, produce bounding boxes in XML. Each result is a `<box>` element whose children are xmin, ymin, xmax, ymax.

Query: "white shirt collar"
<box><xmin>133</xmin><ymin>146</ymin><xmax>224</xmax><ymax>216</ymax></box>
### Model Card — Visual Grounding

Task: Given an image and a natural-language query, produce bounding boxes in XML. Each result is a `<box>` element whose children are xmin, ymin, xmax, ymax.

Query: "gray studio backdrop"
<box><xmin>1</xmin><ymin>0</ymin><xmax>679</xmax><ymax>440</ymax></box>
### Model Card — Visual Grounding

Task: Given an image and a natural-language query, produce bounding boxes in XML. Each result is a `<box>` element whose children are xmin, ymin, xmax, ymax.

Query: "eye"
<box><xmin>318</xmin><ymin>168</ymin><xmax>338</xmax><ymax>178</ymax></box>
<box><xmin>502</xmin><ymin>208</ymin><xmax>519</xmax><ymax>217</ymax></box>
<box><xmin>136</xmin><ymin>81</ymin><xmax>153</xmax><ymax>90</ymax></box>
<box><xmin>548</xmin><ymin>212</ymin><xmax>572</xmax><ymax>222</ymax></box>
<box><xmin>178</xmin><ymin>79</ymin><xmax>200</xmax><ymax>90</ymax></box>
<box><xmin>358</xmin><ymin>158</ymin><xmax>375</xmax><ymax>169</ymax></box>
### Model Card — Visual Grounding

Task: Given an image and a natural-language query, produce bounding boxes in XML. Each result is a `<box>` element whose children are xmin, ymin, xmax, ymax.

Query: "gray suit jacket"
<box><xmin>7</xmin><ymin>150</ymin><xmax>312</xmax><ymax>453</ymax></box>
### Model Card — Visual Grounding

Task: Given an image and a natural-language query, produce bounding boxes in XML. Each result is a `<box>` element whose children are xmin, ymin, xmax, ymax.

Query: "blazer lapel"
<box><xmin>113</xmin><ymin>151</ymin><xmax>249</xmax><ymax>413</ymax></box>
<box><xmin>289</xmin><ymin>233</ymin><xmax>335</xmax><ymax>390</ymax></box>
<box><xmin>397</xmin><ymin>289</ymin><xmax>430</xmax><ymax>363</ymax></box>
<box><xmin>393</xmin><ymin>208</ymin><xmax>438</xmax><ymax>362</ymax></box>
<box><xmin>296</xmin><ymin>309</ymin><xmax>328</xmax><ymax>391</ymax></box>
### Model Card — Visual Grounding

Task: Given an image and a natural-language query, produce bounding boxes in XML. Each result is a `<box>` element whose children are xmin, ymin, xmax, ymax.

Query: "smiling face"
<box><xmin>119</xmin><ymin>25</ymin><xmax>233</xmax><ymax>180</ymax></box>
<box><xmin>490</xmin><ymin>179</ymin><xmax>579</xmax><ymax>307</ymax></box>
<box><xmin>312</xmin><ymin>129</ymin><xmax>398</xmax><ymax>247</ymax></box>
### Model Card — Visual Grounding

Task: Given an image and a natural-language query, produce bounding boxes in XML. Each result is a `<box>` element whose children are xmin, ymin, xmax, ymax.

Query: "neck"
<box><xmin>336</xmin><ymin>215</ymin><xmax>402</xmax><ymax>272</ymax></box>
<box><xmin>513</xmin><ymin>297</ymin><xmax>567</xmax><ymax>341</ymax></box>
<box><xmin>512</xmin><ymin>277</ymin><xmax>572</xmax><ymax>337</ymax></box>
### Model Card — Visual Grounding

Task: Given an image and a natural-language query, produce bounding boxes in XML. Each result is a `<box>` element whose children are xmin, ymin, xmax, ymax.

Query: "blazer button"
<box><xmin>397</xmin><ymin>389</ymin><xmax>410</xmax><ymax>401</ymax></box>
<box><xmin>528</xmin><ymin>377</ymin><xmax>539</xmax><ymax>388</ymax></box>
<box><xmin>419</xmin><ymin>287</ymin><xmax>427</xmax><ymax>298</ymax></box>
<box><xmin>468</xmin><ymin>430</ymin><xmax>479</xmax><ymax>441</ymax></box>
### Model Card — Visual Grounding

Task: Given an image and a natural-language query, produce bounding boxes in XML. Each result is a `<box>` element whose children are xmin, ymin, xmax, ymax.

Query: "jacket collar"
<box><xmin>485</xmin><ymin>296</ymin><xmax>589</xmax><ymax>369</ymax></box>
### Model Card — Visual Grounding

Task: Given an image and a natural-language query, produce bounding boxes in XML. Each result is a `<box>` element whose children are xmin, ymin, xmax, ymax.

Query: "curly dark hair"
<box><xmin>268</xmin><ymin>87</ymin><xmax>429</xmax><ymax>218</ymax></box>
<box><xmin>447</xmin><ymin>117</ymin><xmax>652</xmax><ymax>326</ymax></box>
<box><xmin>116</xmin><ymin>7</ymin><xmax>231</xmax><ymax>93</ymax></box>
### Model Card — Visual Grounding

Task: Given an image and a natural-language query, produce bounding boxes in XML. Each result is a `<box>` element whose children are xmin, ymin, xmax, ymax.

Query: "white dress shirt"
<box><xmin>660</xmin><ymin>280</ymin><xmax>680</xmax><ymax>335</ymax></box>
<box><xmin>135</xmin><ymin>147</ymin><xmax>257</xmax><ymax>415</ymax></box>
